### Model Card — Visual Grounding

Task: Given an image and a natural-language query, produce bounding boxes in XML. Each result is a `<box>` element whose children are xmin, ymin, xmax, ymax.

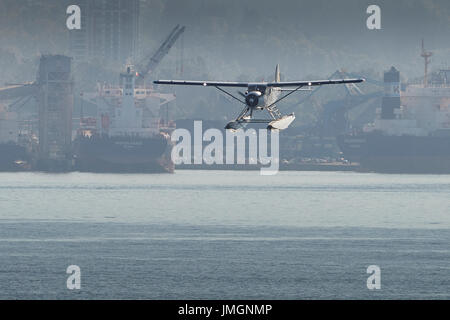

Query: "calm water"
<box><xmin>0</xmin><ymin>170</ymin><xmax>449</xmax><ymax>299</ymax></box>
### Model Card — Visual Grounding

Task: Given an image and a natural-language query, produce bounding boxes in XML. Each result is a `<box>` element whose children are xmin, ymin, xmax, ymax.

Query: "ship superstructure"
<box><xmin>364</xmin><ymin>69</ymin><xmax>450</xmax><ymax>137</ymax></box>
<box><xmin>74</xmin><ymin>65</ymin><xmax>176</xmax><ymax>173</ymax></box>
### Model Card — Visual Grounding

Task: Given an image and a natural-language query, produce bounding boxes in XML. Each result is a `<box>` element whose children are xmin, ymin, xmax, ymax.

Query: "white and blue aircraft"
<box><xmin>154</xmin><ymin>65</ymin><xmax>364</xmax><ymax>130</ymax></box>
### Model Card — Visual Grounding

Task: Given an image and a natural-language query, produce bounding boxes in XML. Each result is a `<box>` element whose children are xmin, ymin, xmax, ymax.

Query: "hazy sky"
<box><xmin>139</xmin><ymin>0</ymin><xmax>450</xmax><ymax>80</ymax></box>
<box><xmin>2</xmin><ymin>0</ymin><xmax>450</xmax><ymax>84</ymax></box>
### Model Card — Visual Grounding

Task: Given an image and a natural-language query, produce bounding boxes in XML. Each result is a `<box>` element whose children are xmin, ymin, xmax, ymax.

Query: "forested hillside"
<box><xmin>1</xmin><ymin>0</ymin><xmax>450</xmax><ymax>122</ymax></box>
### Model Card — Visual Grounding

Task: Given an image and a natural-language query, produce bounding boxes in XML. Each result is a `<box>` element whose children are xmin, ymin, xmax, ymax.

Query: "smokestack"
<box><xmin>381</xmin><ymin>66</ymin><xmax>401</xmax><ymax>120</ymax></box>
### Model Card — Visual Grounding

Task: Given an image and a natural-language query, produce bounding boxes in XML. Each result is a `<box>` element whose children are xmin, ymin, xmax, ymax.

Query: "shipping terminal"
<box><xmin>0</xmin><ymin>22</ymin><xmax>185</xmax><ymax>173</ymax></box>
<box><xmin>1</xmin><ymin>35</ymin><xmax>450</xmax><ymax>173</ymax></box>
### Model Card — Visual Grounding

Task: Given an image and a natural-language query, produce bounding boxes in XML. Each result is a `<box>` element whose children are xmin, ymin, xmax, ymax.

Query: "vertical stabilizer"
<box><xmin>275</xmin><ymin>64</ymin><xmax>281</xmax><ymax>83</ymax></box>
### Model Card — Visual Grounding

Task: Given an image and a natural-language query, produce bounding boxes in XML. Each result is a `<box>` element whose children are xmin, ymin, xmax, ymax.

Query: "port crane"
<box><xmin>135</xmin><ymin>24</ymin><xmax>186</xmax><ymax>83</ymax></box>
<box><xmin>0</xmin><ymin>24</ymin><xmax>186</xmax><ymax>111</ymax></box>
<box><xmin>293</xmin><ymin>70</ymin><xmax>383</xmax><ymax>136</ymax></box>
<box><xmin>79</xmin><ymin>25</ymin><xmax>186</xmax><ymax>125</ymax></box>
<box><xmin>0</xmin><ymin>83</ymin><xmax>37</xmax><ymax>102</ymax></box>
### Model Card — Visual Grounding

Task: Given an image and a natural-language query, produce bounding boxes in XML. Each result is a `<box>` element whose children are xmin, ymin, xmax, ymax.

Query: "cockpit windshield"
<box><xmin>247</xmin><ymin>84</ymin><xmax>266</xmax><ymax>94</ymax></box>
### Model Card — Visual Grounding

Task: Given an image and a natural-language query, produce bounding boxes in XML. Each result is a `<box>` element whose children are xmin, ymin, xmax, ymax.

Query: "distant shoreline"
<box><xmin>175</xmin><ymin>162</ymin><xmax>361</xmax><ymax>172</ymax></box>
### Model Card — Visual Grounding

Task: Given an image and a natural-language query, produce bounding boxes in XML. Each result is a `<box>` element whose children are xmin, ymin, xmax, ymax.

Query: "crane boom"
<box><xmin>0</xmin><ymin>83</ymin><xmax>37</xmax><ymax>101</ymax></box>
<box><xmin>137</xmin><ymin>24</ymin><xmax>186</xmax><ymax>80</ymax></box>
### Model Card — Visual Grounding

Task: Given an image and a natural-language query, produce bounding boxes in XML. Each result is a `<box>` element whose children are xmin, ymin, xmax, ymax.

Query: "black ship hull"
<box><xmin>74</xmin><ymin>134</ymin><xmax>174</xmax><ymax>173</ymax></box>
<box><xmin>337</xmin><ymin>133</ymin><xmax>450</xmax><ymax>174</ymax></box>
<box><xmin>0</xmin><ymin>143</ymin><xmax>30</xmax><ymax>171</ymax></box>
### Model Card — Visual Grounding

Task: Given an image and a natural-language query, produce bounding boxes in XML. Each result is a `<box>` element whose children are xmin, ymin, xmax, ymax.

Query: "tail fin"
<box><xmin>275</xmin><ymin>64</ymin><xmax>280</xmax><ymax>83</ymax></box>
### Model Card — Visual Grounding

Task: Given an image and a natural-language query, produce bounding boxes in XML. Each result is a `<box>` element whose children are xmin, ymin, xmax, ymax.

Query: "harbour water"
<box><xmin>0</xmin><ymin>170</ymin><xmax>449</xmax><ymax>299</ymax></box>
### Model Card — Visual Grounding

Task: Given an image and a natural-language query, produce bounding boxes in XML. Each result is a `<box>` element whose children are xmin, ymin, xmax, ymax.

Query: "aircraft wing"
<box><xmin>266</xmin><ymin>78</ymin><xmax>364</xmax><ymax>87</ymax></box>
<box><xmin>154</xmin><ymin>78</ymin><xmax>364</xmax><ymax>88</ymax></box>
<box><xmin>154</xmin><ymin>80</ymin><xmax>249</xmax><ymax>87</ymax></box>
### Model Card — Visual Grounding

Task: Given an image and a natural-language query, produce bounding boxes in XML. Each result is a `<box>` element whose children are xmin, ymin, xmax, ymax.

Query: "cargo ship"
<box><xmin>73</xmin><ymin>65</ymin><xmax>175</xmax><ymax>173</ymax></box>
<box><xmin>338</xmin><ymin>57</ymin><xmax>450</xmax><ymax>173</ymax></box>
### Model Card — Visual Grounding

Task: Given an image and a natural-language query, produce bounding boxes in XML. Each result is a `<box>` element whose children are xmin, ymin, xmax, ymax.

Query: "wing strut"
<box><xmin>214</xmin><ymin>86</ymin><xmax>246</xmax><ymax>105</ymax></box>
<box><xmin>265</xmin><ymin>84</ymin><xmax>305</xmax><ymax>111</ymax></box>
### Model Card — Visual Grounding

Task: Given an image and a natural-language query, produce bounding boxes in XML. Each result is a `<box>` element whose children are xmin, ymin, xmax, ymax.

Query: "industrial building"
<box><xmin>36</xmin><ymin>55</ymin><xmax>74</xmax><ymax>171</ymax></box>
<box><xmin>69</xmin><ymin>0</ymin><xmax>140</xmax><ymax>63</ymax></box>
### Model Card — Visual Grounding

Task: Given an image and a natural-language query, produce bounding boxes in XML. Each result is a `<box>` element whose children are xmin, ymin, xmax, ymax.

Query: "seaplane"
<box><xmin>154</xmin><ymin>65</ymin><xmax>364</xmax><ymax>131</ymax></box>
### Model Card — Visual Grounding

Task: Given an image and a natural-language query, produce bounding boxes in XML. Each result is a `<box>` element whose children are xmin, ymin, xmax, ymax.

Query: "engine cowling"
<box><xmin>245</xmin><ymin>91</ymin><xmax>261</xmax><ymax>107</ymax></box>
